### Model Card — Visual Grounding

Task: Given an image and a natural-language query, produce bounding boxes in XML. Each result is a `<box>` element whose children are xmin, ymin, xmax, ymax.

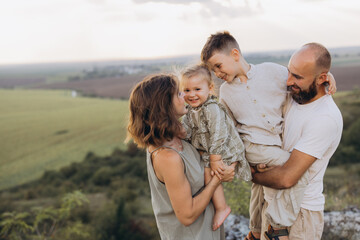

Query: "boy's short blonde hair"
<box><xmin>180</xmin><ymin>64</ymin><xmax>213</xmax><ymax>90</ymax></box>
<box><xmin>201</xmin><ymin>31</ymin><xmax>240</xmax><ymax>63</ymax></box>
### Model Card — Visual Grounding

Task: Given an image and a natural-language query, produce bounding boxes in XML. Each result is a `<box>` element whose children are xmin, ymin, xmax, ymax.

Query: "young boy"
<box><xmin>200</xmin><ymin>31</ymin><xmax>336</xmax><ymax>240</ymax></box>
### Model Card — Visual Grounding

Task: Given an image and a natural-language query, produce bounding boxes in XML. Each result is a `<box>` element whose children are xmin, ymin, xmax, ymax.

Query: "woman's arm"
<box><xmin>153</xmin><ymin>149</ymin><xmax>221</xmax><ymax>226</ymax></box>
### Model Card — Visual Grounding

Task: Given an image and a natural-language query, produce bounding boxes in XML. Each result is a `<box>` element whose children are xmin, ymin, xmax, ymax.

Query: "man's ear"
<box><xmin>230</xmin><ymin>48</ymin><xmax>240</xmax><ymax>61</ymax></box>
<box><xmin>317</xmin><ymin>72</ymin><xmax>328</xmax><ymax>85</ymax></box>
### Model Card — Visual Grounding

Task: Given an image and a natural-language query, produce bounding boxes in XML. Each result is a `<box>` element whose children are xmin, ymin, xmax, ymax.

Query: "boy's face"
<box><xmin>182</xmin><ymin>75</ymin><xmax>212</xmax><ymax>108</ymax></box>
<box><xmin>207</xmin><ymin>50</ymin><xmax>239</xmax><ymax>83</ymax></box>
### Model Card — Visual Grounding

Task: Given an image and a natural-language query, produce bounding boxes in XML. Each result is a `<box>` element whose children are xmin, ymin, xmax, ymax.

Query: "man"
<box><xmin>252</xmin><ymin>43</ymin><xmax>343</xmax><ymax>240</ymax></box>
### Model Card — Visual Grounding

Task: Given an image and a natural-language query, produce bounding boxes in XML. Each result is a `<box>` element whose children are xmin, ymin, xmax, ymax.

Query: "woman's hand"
<box><xmin>220</xmin><ymin>162</ymin><xmax>236</xmax><ymax>182</ymax></box>
<box><xmin>210</xmin><ymin>160</ymin><xmax>225</xmax><ymax>180</ymax></box>
<box><xmin>209</xmin><ymin>154</ymin><xmax>225</xmax><ymax>180</ymax></box>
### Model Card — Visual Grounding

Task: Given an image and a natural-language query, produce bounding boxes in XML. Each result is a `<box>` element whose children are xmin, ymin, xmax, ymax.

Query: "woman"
<box><xmin>127</xmin><ymin>74</ymin><xmax>235</xmax><ymax>239</ymax></box>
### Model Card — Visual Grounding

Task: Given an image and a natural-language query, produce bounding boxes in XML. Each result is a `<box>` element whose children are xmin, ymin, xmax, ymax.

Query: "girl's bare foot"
<box><xmin>212</xmin><ymin>205</ymin><xmax>231</xmax><ymax>231</ymax></box>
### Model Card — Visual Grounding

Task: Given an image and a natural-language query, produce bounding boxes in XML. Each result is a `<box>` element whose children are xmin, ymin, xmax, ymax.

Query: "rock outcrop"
<box><xmin>224</xmin><ymin>206</ymin><xmax>360</xmax><ymax>240</ymax></box>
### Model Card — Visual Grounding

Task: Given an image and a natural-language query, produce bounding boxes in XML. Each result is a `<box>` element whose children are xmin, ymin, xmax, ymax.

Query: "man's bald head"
<box><xmin>299</xmin><ymin>43</ymin><xmax>331</xmax><ymax>75</ymax></box>
<box><xmin>287</xmin><ymin>43</ymin><xmax>332</xmax><ymax>104</ymax></box>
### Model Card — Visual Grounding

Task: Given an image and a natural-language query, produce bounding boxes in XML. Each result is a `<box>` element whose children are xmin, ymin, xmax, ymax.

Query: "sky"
<box><xmin>1</xmin><ymin>0</ymin><xmax>360</xmax><ymax>65</ymax></box>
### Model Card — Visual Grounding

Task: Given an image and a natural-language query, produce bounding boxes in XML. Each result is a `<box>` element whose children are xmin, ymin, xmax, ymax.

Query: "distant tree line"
<box><xmin>68</xmin><ymin>65</ymin><xmax>161</xmax><ymax>81</ymax></box>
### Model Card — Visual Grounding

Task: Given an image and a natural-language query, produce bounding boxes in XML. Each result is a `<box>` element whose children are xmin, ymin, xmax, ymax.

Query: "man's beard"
<box><xmin>287</xmin><ymin>79</ymin><xmax>317</xmax><ymax>104</ymax></box>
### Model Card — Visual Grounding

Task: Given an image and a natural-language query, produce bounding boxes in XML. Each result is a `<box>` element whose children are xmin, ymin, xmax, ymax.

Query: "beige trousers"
<box><xmin>243</xmin><ymin>140</ymin><xmax>309</xmax><ymax>231</ymax></box>
<box><xmin>261</xmin><ymin>201</ymin><xmax>324</xmax><ymax>240</ymax></box>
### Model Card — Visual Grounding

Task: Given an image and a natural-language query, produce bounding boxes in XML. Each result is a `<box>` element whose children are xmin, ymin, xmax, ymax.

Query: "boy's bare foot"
<box><xmin>212</xmin><ymin>205</ymin><xmax>231</xmax><ymax>231</ymax></box>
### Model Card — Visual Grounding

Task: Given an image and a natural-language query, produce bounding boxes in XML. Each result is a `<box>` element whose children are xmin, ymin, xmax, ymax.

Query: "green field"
<box><xmin>0</xmin><ymin>89</ymin><xmax>129</xmax><ymax>190</ymax></box>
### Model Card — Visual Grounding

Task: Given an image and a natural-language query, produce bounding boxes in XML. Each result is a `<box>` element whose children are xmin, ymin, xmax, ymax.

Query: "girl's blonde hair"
<box><xmin>127</xmin><ymin>74</ymin><xmax>183</xmax><ymax>148</ymax></box>
<box><xmin>180</xmin><ymin>64</ymin><xmax>214</xmax><ymax>90</ymax></box>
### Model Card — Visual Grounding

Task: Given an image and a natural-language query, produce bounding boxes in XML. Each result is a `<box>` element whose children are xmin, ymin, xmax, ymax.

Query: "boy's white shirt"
<box><xmin>219</xmin><ymin>62</ymin><xmax>288</xmax><ymax>146</ymax></box>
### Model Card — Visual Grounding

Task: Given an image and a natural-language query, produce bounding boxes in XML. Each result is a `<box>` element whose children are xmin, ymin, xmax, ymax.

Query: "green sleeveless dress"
<box><xmin>147</xmin><ymin>140</ymin><xmax>225</xmax><ymax>240</ymax></box>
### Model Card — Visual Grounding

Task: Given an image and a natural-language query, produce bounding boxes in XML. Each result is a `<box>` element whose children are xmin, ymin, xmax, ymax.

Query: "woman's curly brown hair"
<box><xmin>127</xmin><ymin>74</ymin><xmax>183</xmax><ymax>148</ymax></box>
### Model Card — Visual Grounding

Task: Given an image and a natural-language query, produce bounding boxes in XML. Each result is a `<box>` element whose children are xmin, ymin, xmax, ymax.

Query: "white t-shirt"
<box><xmin>283</xmin><ymin>94</ymin><xmax>343</xmax><ymax>211</ymax></box>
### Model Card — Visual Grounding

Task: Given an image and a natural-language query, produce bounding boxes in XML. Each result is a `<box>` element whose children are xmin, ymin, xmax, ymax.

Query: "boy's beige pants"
<box><xmin>243</xmin><ymin>139</ymin><xmax>309</xmax><ymax>232</ymax></box>
<box><xmin>261</xmin><ymin>201</ymin><xmax>324</xmax><ymax>240</ymax></box>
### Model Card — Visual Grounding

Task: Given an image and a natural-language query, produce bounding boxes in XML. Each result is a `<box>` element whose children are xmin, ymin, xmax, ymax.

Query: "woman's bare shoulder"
<box><xmin>152</xmin><ymin>147</ymin><xmax>183</xmax><ymax>165</ymax></box>
<box><xmin>152</xmin><ymin>147</ymin><xmax>185</xmax><ymax>182</ymax></box>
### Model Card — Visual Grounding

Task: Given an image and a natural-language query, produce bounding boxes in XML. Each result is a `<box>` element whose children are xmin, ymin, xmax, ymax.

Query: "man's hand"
<box><xmin>251</xmin><ymin>163</ymin><xmax>274</xmax><ymax>174</ymax></box>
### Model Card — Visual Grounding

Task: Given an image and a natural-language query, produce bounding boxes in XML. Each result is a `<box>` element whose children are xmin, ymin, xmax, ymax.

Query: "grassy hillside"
<box><xmin>0</xmin><ymin>89</ymin><xmax>129</xmax><ymax>190</ymax></box>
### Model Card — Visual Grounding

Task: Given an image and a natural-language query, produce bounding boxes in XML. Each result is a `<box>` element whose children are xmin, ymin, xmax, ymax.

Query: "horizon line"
<box><xmin>1</xmin><ymin>45</ymin><xmax>360</xmax><ymax>67</ymax></box>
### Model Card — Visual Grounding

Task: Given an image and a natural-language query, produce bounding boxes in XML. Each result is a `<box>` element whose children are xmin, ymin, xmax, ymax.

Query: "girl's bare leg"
<box><xmin>204</xmin><ymin>167</ymin><xmax>231</xmax><ymax>231</ymax></box>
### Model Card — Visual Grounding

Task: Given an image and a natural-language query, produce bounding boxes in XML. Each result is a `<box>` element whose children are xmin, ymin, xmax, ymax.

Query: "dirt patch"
<box><xmin>331</xmin><ymin>65</ymin><xmax>360</xmax><ymax>91</ymax></box>
<box><xmin>31</xmin><ymin>75</ymin><xmax>146</xmax><ymax>99</ymax></box>
<box><xmin>0</xmin><ymin>78</ymin><xmax>45</xmax><ymax>88</ymax></box>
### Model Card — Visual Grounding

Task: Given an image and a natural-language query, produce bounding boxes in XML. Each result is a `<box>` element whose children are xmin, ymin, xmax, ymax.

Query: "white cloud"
<box><xmin>198</xmin><ymin>1</ymin><xmax>258</xmax><ymax>18</ymax></box>
<box><xmin>0</xmin><ymin>0</ymin><xmax>359</xmax><ymax>64</ymax></box>
<box><xmin>132</xmin><ymin>0</ymin><xmax>203</xmax><ymax>4</ymax></box>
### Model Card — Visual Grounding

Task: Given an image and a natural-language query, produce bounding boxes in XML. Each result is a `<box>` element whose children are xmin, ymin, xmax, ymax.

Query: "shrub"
<box><xmin>0</xmin><ymin>191</ymin><xmax>90</xmax><ymax>240</ymax></box>
<box><xmin>93</xmin><ymin>199</ymin><xmax>153</xmax><ymax>240</ymax></box>
<box><xmin>60</xmin><ymin>163</ymin><xmax>78</xmax><ymax>178</ymax></box>
<box><xmin>224</xmin><ymin>179</ymin><xmax>251</xmax><ymax>217</ymax></box>
<box><xmin>92</xmin><ymin>167</ymin><xmax>113</xmax><ymax>186</ymax></box>
<box><xmin>40</xmin><ymin>170</ymin><xmax>64</xmax><ymax>185</ymax></box>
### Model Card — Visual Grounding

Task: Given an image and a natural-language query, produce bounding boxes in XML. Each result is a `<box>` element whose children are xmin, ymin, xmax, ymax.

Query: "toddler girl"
<box><xmin>180</xmin><ymin>64</ymin><xmax>252</xmax><ymax>231</ymax></box>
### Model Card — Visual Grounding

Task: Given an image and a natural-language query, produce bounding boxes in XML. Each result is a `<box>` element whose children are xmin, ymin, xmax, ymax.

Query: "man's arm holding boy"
<box><xmin>252</xmin><ymin>115</ymin><xmax>337</xmax><ymax>189</ymax></box>
<box><xmin>252</xmin><ymin>150</ymin><xmax>315</xmax><ymax>189</ymax></box>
